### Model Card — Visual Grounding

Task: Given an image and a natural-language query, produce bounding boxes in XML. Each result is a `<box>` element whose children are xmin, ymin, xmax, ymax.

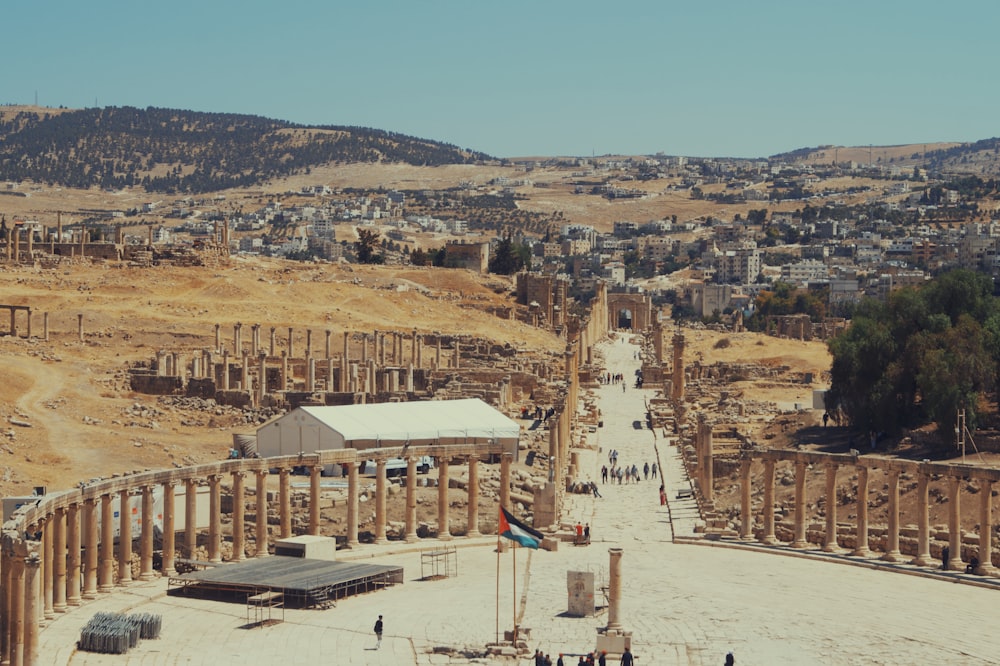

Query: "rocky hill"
<box><xmin>0</xmin><ymin>105</ymin><xmax>493</xmax><ymax>194</ymax></box>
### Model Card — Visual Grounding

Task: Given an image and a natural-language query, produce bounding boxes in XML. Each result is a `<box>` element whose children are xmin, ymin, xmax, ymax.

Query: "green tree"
<box><xmin>826</xmin><ymin>269</ymin><xmax>1000</xmax><ymax>439</ymax></box>
<box><xmin>410</xmin><ymin>248</ymin><xmax>429</xmax><ymax>266</ymax></box>
<box><xmin>488</xmin><ymin>233</ymin><xmax>525</xmax><ymax>275</ymax></box>
<box><xmin>354</xmin><ymin>227</ymin><xmax>383</xmax><ymax>264</ymax></box>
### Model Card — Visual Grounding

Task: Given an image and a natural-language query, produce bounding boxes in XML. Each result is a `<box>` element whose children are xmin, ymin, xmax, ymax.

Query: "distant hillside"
<box><xmin>0</xmin><ymin>106</ymin><xmax>493</xmax><ymax>194</ymax></box>
<box><xmin>771</xmin><ymin>140</ymin><xmax>1000</xmax><ymax>176</ymax></box>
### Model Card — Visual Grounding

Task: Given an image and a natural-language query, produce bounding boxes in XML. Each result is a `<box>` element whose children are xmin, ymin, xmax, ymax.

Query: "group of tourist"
<box><xmin>600</xmin><ymin>461</ymin><xmax>655</xmax><ymax>485</ymax></box>
<box><xmin>534</xmin><ymin>648</ymin><xmax>630</xmax><ymax>665</ymax></box>
<box><xmin>599</xmin><ymin>372</ymin><xmax>628</xmax><ymax>385</ymax></box>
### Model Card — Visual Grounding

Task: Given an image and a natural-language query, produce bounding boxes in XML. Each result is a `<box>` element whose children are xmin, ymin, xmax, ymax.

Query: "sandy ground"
<box><xmin>0</xmin><ymin>259</ymin><xmax>564</xmax><ymax>495</ymax></box>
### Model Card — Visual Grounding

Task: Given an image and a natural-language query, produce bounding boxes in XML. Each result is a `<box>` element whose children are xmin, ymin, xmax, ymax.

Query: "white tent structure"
<box><xmin>256</xmin><ymin>398</ymin><xmax>521</xmax><ymax>460</ymax></box>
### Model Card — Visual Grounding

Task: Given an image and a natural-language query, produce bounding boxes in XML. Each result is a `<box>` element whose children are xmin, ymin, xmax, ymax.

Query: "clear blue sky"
<box><xmin>6</xmin><ymin>1</ymin><xmax>997</xmax><ymax>159</ymax></box>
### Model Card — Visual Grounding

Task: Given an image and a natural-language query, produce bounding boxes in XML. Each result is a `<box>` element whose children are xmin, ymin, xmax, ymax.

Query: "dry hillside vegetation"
<box><xmin>0</xmin><ymin>259</ymin><xmax>564</xmax><ymax>496</ymax></box>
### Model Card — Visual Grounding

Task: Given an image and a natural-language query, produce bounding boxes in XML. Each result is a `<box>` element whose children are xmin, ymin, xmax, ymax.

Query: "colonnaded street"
<box><xmin>36</xmin><ymin>338</ymin><xmax>1000</xmax><ymax>664</ymax></box>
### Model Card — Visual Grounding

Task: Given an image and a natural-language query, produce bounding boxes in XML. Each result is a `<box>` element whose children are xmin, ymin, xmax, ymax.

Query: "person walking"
<box><xmin>620</xmin><ymin>646</ymin><xmax>634</xmax><ymax>665</ymax></box>
<box><xmin>374</xmin><ymin>614</ymin><xmax>383</xmax><ymax>649</ymax></box>
<box><xmin>651</xmin><ymin>462</ymin><xmax>657</xmax><ymax>479</ymax></box>
<box><xmin>643</xmin><ymin>462</ymin><xmax>650</xmax><ymax>480</ymax></box>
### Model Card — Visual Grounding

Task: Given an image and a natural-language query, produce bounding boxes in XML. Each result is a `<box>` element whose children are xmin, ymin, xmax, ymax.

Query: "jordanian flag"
<box><xmin>499</xmin><ymin>506</ymin><xmax>544</xmax><ymax>549</ymax></box>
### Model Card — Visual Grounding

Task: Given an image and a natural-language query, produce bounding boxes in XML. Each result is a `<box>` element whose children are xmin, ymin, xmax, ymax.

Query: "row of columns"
<box><xmin>740</xmin><ymin>454</ymin><xmax>999</xmax><ymax>576</ymax></box>
<box><xmin>1</xmin><ymin>451</ymin><xmax>514</xmax><ymax>664</ymax></box>
<box><xmin>214</xmin><ymin>325</ymin><xmax>458</xmax><ymax>371</ymax></box>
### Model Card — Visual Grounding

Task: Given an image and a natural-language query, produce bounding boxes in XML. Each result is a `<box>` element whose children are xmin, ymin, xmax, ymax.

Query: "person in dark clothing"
<box><xmin>598</xmin><ymin>651</ymin><xmax>607</xmax><ymax>666</ymax></box>
<box><xmin>620</xmin><ymin>646</ymin><xmax>634</xmax><ymax>665</ymax></box>
<box><xmin>725</xmin><ymin>653</ymin><xmax>735</xmax><ymax>666</ymax></box>
<box><xmin>374</xmin><ymin>614</ymin><xmax>383</xmax><ymax>649</ymax></box>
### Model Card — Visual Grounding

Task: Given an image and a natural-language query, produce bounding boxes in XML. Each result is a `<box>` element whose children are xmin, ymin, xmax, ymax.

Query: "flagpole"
<box><xmin>495</xmin><ymin>520</ymin><xmax>501</xmax><ymax>646</ymax></box>
<box><xmin>512</xmin><ymin>540</ymin><xmax>517</xmax><ymax>645</ymax></box>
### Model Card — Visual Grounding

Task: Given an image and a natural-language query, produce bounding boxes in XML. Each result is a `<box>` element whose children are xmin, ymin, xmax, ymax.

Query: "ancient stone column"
<box><xmin>258</xmin><ymin>352</ymin><xmax>267</xmax><ymax>404</ymax></box>
<box><xmin>912</xmin><ymin>470</ymin><xmax>932</xmax><ymax>566</ymax></box>
<box><xmin>208</xmin><ymin>475</ymin><xmax>222</xmax><ymax>563</ymax></box>
<box><xmin>251</xmin><ymin>324</ymin><xmax>260</xmax><ymax>356</ymax></box>
<box><xmin>9</xmin><ymin>552</ymin><xmax>24</xmax><ymax>666</ymax></box>
<box><xmin>436</xmin><ymin>337</ymin><xmax>441</xmax><ymax>368</ymax></box>
<box><xmin>976</xmin><ymin>478</ymin><xmax>997</xmax><ymax>575</ymax></box>
<box><xmin>281</xmin><ymin>351</ymin><xmax>288</xmax><ymax>392</ymax></box>
<box><xmin>234</xmin><ymin>322</ymin><xmax>242</xmax><ymax>355</ymax></box>
<box><xmin>98</xmin><ymin>494</ymin><xmax>114</xmax><ymax>593</ymax></box>
<box><xmin>700</xmin><ymin>418</ymin><xmax>714</xmax><ymax>504</ymax></box>
<box><xmin>347</xmin><ymin>462</ymin><xmax>360</xmax><ymax>547</ymax></box>
<box><xmin>1</xmin><ymin>543</ymin><xmax>11</xmax><ymax>664</ymax></box>
<box><xmin>375</xmin><ymin>460</ymin><xmax>388</xmax><ymax>545</ymax></box>
<box><xmin>255</xmin><ymin>470</ymin><xmax>269</xmax><ymax>557</ymax></box>
<box><xmin>279</xmin><ymin>468</ymin><xmax>291</xmax><ymax>539</ymax></box>
<box><xmin>77</xmin><ymin>313</ymin><xmax>83</xmax><ymax>342</ymax></box>
<box><xmin>823</xmin><ymin>463</ymin><xmax>839</xmax><ymax>552</ymax></box>
<box><xmin>437</xmin><ymin>457</ymin><xmax>452</xmax><ymax>540</ymax></box>
<box><xmin>138</xmin><ymin>486</ymin><xmax>155</xmax><ymax>580</ymax></box>
<box><xmin>411</xmin><ymin>329</ymin><xmax>417</xmax><ymax>365</ymax></box>
<box><xmin>947</xmin><ymin>475</ymin><xmax>963</xmax><ymax>570</ymax></box>
<box><xmin>82</xmin><ymin>497</ymin><xmax>98</xmax><ymax>598</ymax></box>
<box><xmin>405</xmin><ymin>457</ymin><xmax>418</xmax><ymax>543</ymax></box>
<box><xmin>306</xmin><ymin>329</ymin><xmax>313</xmax><ymax>357</ymax></box>
<box><xmin>342</xmin><ymin>332</ymin><xmax>350</xmax><ymax>392</ymax></box>
<box><xmin>66</xmin><ymin>502</ymin><xmax>81</xmax><ymax>606</ymax></box>
<box><xmin>500</xmin><ymin>453</ymin><xmax>512</xmax><ymax>511</ymax></box>
<box><xmin>416</xmin><ymin>334</ymin><xmax>423</xmax><ymax>369</ymax></box>
<box><xmin>406</xmin><ymin>363</ymin><xmax>414</xmax><ymax>393</ymax></box>
<box><xmin>307</xmin><ymin>357</ymin><xmax>316</xmax><ymax>392</ymax></box>
<box><xmin>309</xmin><ymin>466</ymin><xmax>322</xmax><ymax>536</ymax></box>
<box><xmin>883</xmin><ymin>469</ymin><xmax>902</xmax><ymax>562</ymax></box>
<box><xmin>548</xmin><ymin>415</ymin><xmax>559</xmax><ymax>484</ymax></box>
<box><xmin>52</xmin><ymin>508</ymin><xmax>67</xmax><ymax>612</ymax></box>
<box><xmin>607</xmin><ymin>548</ymin><xmax>624</xmax><ymax>632</ymax></box>
<box><xmin>162</xmin><ymin>482</ymin><xmax>176</xmax><ymax>575</ymax></box>
<box><xmin>761</xmin><ymin>458</ymin><xmax>777</xmax><ymax>545</ymax></box>
<box><xmin>325</xmin><ymin>330</ymin><xmax>332</xmax><ymax>359</ymax></box>
<box><xmin>185</xmin><ymin>478</ymin><xmax>198</xmax><ymax>559</ymax></box>
<box><xmin>23</xmin><ymin>550</ymin><xmax>40</xmax><ymax>666</ymax></box>
<box><xmin>792</xmin><ymin>460</ymin><xmax>808</xmax><ymax>548</ymax></box>
<box><xmin>240</xmin><ymin>353</ymin><xmax>250</xmax><ymax>391</ymax></box>
<box><xmin>231</xmin><ymin>471</ymin><xmax>245</xmax><ymax>562</ymax></box>
<box><xmin>118</xmin><ymin>489</ymin><xmax>133</xmax><ymax>585</ymax></box>
<box><xmin>852</xmin><ymin>465</ymin><xmax>870</xmax><ymax>557</ymax></box>
<box><xmin>288</xmin><ymin>327</ymin><xmax>294</xmax><ymax>358</ymax></box>
<box><xmin>221</xmin><ymin>350</ymin><xmax>231</xmax><ymax>390</ymax></box>
<box><xmin>270</xmin><ymin>327</ymin><xmax>276</xmax><ymax>357</ymax></box>
<box><xmin>40</xmin><ymin>517</ymin><xmax>52</xmax><ymax>617</ymax></box>
<box><xmin>739</xmin><ymin>458</ymin><xmax>753</xmax><ymax>540</ymax></box>
<box><xmin>467</xmin><ymin>456</ymin><xmax>481</xmax><ymax>537</ymax></box>
<box><xmin>453</xmin><ymin>340</ymin><xmax>460</xmax><ymax>369</ymax></box>
<box><xmin>43</xmin><ymin>312</ymin><xmax>48</xmax><ymax>342</ymax></box>
<box><xmin>671</xmin><ymin>330</ymin><xmax>685</xmax><ymax>402</ymax></box>
<box><xmin>215</xmin><ymin>323</ymin><xmax>221</xmax><ymax>353</ymax></box>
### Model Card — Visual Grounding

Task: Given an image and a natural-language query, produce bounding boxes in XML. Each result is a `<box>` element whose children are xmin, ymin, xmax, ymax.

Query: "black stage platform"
<box><xmin>167</xmin><ymin>556</ymin><xmax>404</xmax><ymax>608</ymax></box>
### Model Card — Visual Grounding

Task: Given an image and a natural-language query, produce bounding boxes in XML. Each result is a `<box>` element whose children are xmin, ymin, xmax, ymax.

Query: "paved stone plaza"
<box><xmin>36</xmin><ymin>339</ymin><xmax>1000</xmax><ymax>664</ymax></box>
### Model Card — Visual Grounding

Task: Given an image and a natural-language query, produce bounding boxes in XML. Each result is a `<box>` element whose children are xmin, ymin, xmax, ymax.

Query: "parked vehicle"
<box><xmin>362</xmin><ymin>456</ymin><xmax>434</xmax><ymax>477</ymax></box>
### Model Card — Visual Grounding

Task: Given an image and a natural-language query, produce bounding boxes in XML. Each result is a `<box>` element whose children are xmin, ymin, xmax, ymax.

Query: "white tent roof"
<box><xmin>299</xmin><ymin>398</ymin><xmax>520</xmax><ymax>444</ymax></box>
